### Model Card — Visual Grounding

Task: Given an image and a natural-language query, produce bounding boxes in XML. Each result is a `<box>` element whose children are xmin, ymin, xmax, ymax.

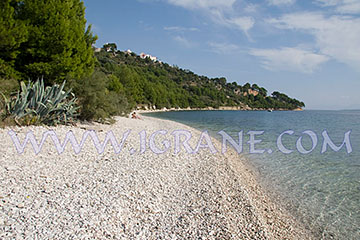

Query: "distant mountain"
<box><xmin>95</xmin><ymin>45</ymin><xmax>305</xmax><ymax>111</ymax></box>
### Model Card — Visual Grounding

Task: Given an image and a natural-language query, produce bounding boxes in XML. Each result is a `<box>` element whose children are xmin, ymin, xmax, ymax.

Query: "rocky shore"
<box><xmin>0</xmin><ymin>116</ymin><xmax>312</xmax><ymax>239</ymax></box>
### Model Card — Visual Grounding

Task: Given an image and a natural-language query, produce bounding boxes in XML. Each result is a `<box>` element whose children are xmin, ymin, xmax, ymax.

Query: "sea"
<box><xmin>144</xmin><ymin>110</ymin><xmax>360</xmax><ymax>239</ymax></box>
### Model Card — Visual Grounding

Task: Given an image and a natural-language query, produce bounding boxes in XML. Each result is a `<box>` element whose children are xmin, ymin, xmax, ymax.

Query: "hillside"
<box><xmin>95</xmin><ymin>45</ymin><xmax>305</xmax><ymax>111</ymax></box>
<box><xmin>0</xmin><ymin>1</ymin><xmax>305</xmax><ymax>126</ymax></box>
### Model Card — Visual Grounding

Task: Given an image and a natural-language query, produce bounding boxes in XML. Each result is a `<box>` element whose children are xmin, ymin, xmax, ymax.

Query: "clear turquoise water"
<box><xmin>145</xmin><ymin>110</ymin><xmax>360</xmax><ymax>239</ymax></box>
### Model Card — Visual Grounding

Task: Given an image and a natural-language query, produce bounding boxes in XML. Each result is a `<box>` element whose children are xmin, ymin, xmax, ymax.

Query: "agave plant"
<box><xmin>4</xmin><ymin>78</ymin><xmax>79</xmax><ymax>125</ymax></box>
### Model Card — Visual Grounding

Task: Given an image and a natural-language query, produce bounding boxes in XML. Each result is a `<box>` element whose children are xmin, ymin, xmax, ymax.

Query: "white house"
<box><xmin>92</xmin><ymin>46</ymin><xmax>102</xmax><ymax>53</ymax></box>
<box><xmin>140</xmin><ymin>52</ymin><xmax>158</xmax><ymax>62</ymax></box>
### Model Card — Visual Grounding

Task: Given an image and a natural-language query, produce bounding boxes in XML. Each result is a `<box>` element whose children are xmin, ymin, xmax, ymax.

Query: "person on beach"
<box><xmin>131</xmin><ymin>112</ymin><xmax>141</xmax><ymax>120</ymax></box>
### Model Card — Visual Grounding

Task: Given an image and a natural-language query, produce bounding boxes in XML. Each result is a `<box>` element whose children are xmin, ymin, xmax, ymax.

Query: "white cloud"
<box><xmin>315</xmin><ymin>0</ymin><xmax>341</xmax><ymax>6</ymax></box>
<box><xmin>267</xmin><ymin>0</ymin><xmax>296</xmax><ymax>6</ymax></box>
<box><xmin>337</xmin><ymin>2</ymin><xmax>360</xmax><ymax>14</ymax></box>
<box><xmin>244</xmin><ymin>4</ymin><xmax>258</xmax><ymax>13</ymax></box>
<box><xmin>166</xmin><ymin>0</ymin><xmax>236</xmax><ymax>10</ymax></box>
<box><xmin>249</xmin><ymin>47</ymin><xmax>329</xmax><ymax>73</ymax></box>
<box><xmin>208</xmin><ymin>42</ymin><xmax>240</xmax><ymax>54</ymax></box>
<box><xmin>315</xmin><ymin>0</ymin><xmax>360</xmax><ymax>14</ymax></box>
<box><xmin>165</xmin><ymin>0</ymin><xmax>254</xmax><ymax>37</ymax></box>
<box><xmin>227</xmin><ymin>17</ymin><xmax>255</xmax><ymax>35</ymax></box>
<box><xmin>173</xmin><ymin>35</ymin><xmax>195</xmax><ymax>47</ymax></box>
<box><xmin>164</xmin><ymin>26</ymin><xmax>199</xmax><ymax>32</ymax></box>
<box><xmin>204</xmin><ymin>10</ymin><xmax>255</xmax><ymax>37</ymax></box>
<box><xmin>268</xmin><ymin>12</ymin><xmax>360</xmax><ymax>69</ymax></box>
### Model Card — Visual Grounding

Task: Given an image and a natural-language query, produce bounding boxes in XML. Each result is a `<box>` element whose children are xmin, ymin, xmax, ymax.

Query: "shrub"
<box><xmin>0</xmin><ymin>77</ymin><xmax>19</xmax><ymax>97</ymax></box>
<box><xmin>69</xmin><ymin>70</ymin><xmax>130</xmax><ymax>122</ymax></box>
<box><xmin>0</xmin><ymin>78</ymin><xmax>19</xmax><ymax>123</ymax></box>
<box><xmin>2</xmin><ymin>79</ymin><xmax>78</xmax><ymax>125</ymax></box>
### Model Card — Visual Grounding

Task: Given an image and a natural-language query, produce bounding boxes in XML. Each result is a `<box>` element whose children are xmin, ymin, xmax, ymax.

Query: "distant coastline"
<box><xmin>137</xmin><ymin>106</ymin><xmax>304</xmax><ymax>113</ymax></box>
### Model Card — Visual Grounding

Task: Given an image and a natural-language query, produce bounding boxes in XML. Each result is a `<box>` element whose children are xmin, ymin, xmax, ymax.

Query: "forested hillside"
<box><xmin>95</xmin><ymin>45</ymin><xmax>305</xmax><ymax>111</ymax></box>
<box><xmin>0</xmin><ymin>0</ymin><xmax>304</xmax><ymax>126</ymax></box>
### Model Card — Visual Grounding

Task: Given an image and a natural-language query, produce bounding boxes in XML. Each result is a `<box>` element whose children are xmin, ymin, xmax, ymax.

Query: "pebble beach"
<box><xmin>0</xmin><ymin>115</ymin><xmax>313</xmax><ymax>239</ymax></box>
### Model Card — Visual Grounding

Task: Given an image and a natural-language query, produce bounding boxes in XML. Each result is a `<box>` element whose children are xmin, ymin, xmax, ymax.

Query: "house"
<box><xmin>140</xmin><ymin>52</ymin><xmax>158</xmax><ymax>62</ymax></box>
<box><xmin>243</xmin><ymin>89</ymin><xmax>259</xmax><ymax>97</ymax></box>
<box><xmin>103</xmin><ymin>43</ymin><xmax>117</xmax><ymax>52</ymax></box>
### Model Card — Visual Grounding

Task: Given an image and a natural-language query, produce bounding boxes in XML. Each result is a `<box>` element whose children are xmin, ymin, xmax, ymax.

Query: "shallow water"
<box><xmin>145</xmin><ymin>110</ymin><xmax>360</xmax><ymax>239</ymax></box>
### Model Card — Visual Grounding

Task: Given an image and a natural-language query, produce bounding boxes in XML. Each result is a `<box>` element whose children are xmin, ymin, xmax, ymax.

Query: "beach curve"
<box><xmin>0</xmin><ymin>115</ymin><xmax>313</xmax><ymax>239</ymax></box>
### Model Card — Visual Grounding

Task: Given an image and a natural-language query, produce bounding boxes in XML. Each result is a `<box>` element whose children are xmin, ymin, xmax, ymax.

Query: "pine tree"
<box><xmin>0</xmin><ymin>0</ymin><xmax>27</xmax><ymax>79</ymax></box>
<box><xmin>14</xmin><ymin>0</ymin><xmax>97</xmax><ymax>84</ymax></box>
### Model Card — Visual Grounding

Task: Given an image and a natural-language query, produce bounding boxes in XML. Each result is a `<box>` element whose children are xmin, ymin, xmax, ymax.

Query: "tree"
<box><xmin>70</xmin><ymin>71</ymin><xmax>128</xmax><ymax>121</ymax></box>
<box><xmin>0</xmin><ymin>0</ymin><xmax>27</xmax><ymax>79</ymax></box>
<box><xmin>243</xmin><ymin>82</ymin><xmax>251</xmax><ymax>90</ymax></box>
<box><xmin>103</xmin><ymin>43</ymin><xmax>117</xmax><ymax>52</ymax></box>
<box><xmin>218</xmin><ymin>77</ymin><xmax>227</xmax><ymax>85</ymax></box>
<box><xmin>251</xmin><ymin>84</ymin><xmax>260</xmax><ymax>91</ymax></box>
<box><xmin>258</xmin><ymin>87</ymin><xmax>267</xmax><ymax>96</ymax></box>
<box><xmin>14</xmin><ymin>0</ymin><xmax>97</xmax><ymax>84</ymax></box>
<box><xmin>116</xmin><ymin>65</ymin><xmax>144</xmax><ymax>104</ymax></box>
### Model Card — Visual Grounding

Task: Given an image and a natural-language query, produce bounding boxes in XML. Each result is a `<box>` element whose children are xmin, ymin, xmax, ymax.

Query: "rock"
<box><xmin>5</xmin><ymin>165</ymin><xmax>18</xmax><ymax>171</ymax></box>
<box><xmin>17</xmin><ymin>203</ymin><xmax>25</xmax><ymax>208</ymax></box>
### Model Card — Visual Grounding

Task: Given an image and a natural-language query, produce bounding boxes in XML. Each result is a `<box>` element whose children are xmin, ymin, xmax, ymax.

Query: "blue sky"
<box><xmin>84</xmin><ymin>0</ymin><xmax>360</xmax><ymax>110</ymax></box>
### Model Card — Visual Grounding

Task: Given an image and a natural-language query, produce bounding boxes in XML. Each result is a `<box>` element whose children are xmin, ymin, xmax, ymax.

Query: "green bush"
<box><xmin>69</xmin><ymin>70</ymin><xmax>130</xmax><ymax>122</ymax></box>
<box><xmin>0</xmin><ymin>78</ymin><xmax>19</xmax><ymax>125</ymax></box>
<box><xmin>0</xmin><ymin>77</ymin><xmax>19</xmax><ymax>97</ymax></box>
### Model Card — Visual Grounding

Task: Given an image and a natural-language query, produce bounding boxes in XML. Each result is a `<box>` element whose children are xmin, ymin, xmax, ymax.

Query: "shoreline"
<box><xmin>141</xmin><ymin>114</ymin><xmax>315</xmax><ymax>239</ymax></box>
<box><xmin>0</xmin><ymin>116</ymin><xmax>312</xmax><ymax>239</ymax></box>
<box><xmin>136</xmin><ymin>107</ymin><xmax>304</xmax><ymax>114</ymax></box>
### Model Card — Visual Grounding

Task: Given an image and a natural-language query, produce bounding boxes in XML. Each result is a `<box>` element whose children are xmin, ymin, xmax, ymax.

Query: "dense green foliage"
<box><xmin>95</xmin><ymin>49</ymin><xmax>305</xmax><ymax>110</ymax></box>
<box><xmin>69</xmin><ymin>70</ymin><xmax>129</xmax><ymax>122</ymax></box>
<box><xmin>0</xmin><ymin>0</ymin><xmax>28</xmax><ymax>79</ymax></box>
<box><xmin>0</xmin><ymin>0</ymin><xmax>110</xmax><ymax>124</ymax></box>
<box><xmin>2</xmin><ymin>79</ymin><xmax>78</xmax><ymax>125</ymax></box>
<box><xmin>0</xmin><ymin>0</ymin><xmax>305</xmax><ymax>126</ymax></box>
<box><xmin>0</xmin><ymin>0</ymin><xmax>97</xmax><ymax>84</ymax></box>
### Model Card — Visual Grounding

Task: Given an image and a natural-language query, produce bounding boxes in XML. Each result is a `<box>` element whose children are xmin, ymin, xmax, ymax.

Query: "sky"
<box><xmin>84</xmin><ymin>0</ymin><xmax>360</xmax><ymax>110</ymax></box>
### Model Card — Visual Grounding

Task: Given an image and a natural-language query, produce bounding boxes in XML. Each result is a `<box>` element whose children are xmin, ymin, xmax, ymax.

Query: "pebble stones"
<box><xmin>0</xmin><ymin>116</ymin><xmax>313</xmax><ymax>239</ymax></box>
